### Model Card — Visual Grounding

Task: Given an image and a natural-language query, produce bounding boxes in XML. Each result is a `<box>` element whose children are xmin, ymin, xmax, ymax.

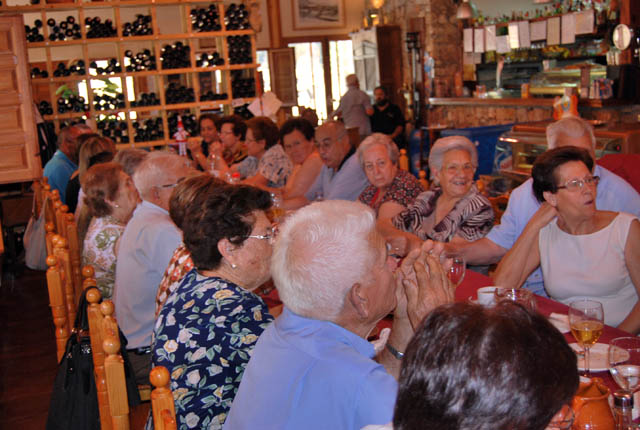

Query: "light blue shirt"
<box><xmin>113</xmin><ymin>200</ymin><xmax>182</xmax><ymax>349</ymax></box>
<box><xmin>43</xmin><ymin>150</ymin><xmax>77</xmax><ymax>204</ymax></box>
<box><xmin>487</xmin><ymin>165</ymin><xmax>640</xmax><ymax>296</ymax></box>
<box><xmin>304</xmin><ymin>152</ymin><xmax>370</xmax><ymax>202</ymax></box>
<box><xmin>224</xmin><ymin>307</ymin><xmax>397</xmax><ymax>430</ymax></box>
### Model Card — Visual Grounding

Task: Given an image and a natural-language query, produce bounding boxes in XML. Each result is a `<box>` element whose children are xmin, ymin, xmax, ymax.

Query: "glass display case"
<box><xmin>530</xmin><ymin>62</ymin><xmax>607</xmax><ymax>96</ymax></box>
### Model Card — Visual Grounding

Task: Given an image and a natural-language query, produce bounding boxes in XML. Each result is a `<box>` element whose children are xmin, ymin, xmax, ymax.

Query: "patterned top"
<box><xmin>155</xmin><ymin>244</ymin><xmax>194</xmax><ymax>317</ymax></box>
<box><xmin>234</xmin><ymin>156</ymin><xmax>259</xmax><ymax>179</ymax></box>
<box><xmin>392</xmin><ymin>184</ymin><xmax>494</xmax><ymax>242</ymax></box>
<box><xmin>258</xmin><ymin>144</ymin><xmax>293</xmax><ymax>188</ymax></box>
<box><xmin>359</xmin><ymin>169</ymin><xmax>424</xmax><ymax>215</ymax></box>
<box><xmin>82</xmin><ymin>216</ymin><xmax>125</xmax><ymax>299</ymax></box>
<box><xmin>149</xmin><ymin>270</ymin><xmax>273</xmax><ymax>430</ymax></box>
<box><xmin>223</xmin><ymin>146</ymin><xmax>248</xmax><ymax>165</ymax></box>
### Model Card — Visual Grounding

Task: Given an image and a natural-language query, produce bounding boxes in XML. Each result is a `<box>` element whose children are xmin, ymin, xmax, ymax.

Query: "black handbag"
<box><xmin>46</xmin><ymin>288</ymin><xmax>141</xmax><ymax>430</ymax></box>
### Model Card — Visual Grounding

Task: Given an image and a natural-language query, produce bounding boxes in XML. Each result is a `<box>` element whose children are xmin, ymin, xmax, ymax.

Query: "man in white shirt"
<box><xmin>113</xmin><ymin>151</ymin><xmax>194</xmax><ymax>384</ymax></box>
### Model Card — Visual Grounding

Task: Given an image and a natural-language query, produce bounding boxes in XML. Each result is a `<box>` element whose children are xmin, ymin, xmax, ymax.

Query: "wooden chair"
<box><xmin>101</xmin><ymin>300</ymin><xmax>131</xmax><ymax>430</ymax></box>
<box><xmin>46</xmin><ymin>255</ymin><xmax>70</xmax><ymax>362</ymax></box>
<box><xmin>150</xmin><ymin>366</ymin><xmax>177</xmax><ymax>430</ymax></box>
<box><xmin>488</xmin><ymin>194</ymin><xmax>509</xmax><ymax>225</ymax></box>
<box><xmin>65</xmin><ymin>213</ymin><xmax>83</xmax><ymax>303</ymax></box>
<box><xmin>45</xmin><ymin>222</ymin><xmax>57</xmax><ymax>257</ymax></box>
<box><xmin>55</xmin><ymin>203</ymin><xmax>69</xmax><ymax>241</ymax></box>
<box><xmin>52</xmin><ymin>234</ymin><xmax>77</xmax><ymax>328</ymax></box>
<box><xmin>43</xmin><ymin>185</ymin><xmax>58</xmax><ymax>226</ymax></box>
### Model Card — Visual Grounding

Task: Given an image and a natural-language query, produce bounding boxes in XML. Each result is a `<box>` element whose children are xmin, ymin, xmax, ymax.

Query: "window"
<box><xmin>329</xmin><ymin>40</ymin><xmax>354</xmax><ymax>112</ymax></box>
<box><xmin>257</xmin><ymin>50</ymin><xmax>271</xmax><ymax>93</ymax></box>
<box><xmin>288</xmin><ymin>42</ymin><xmax>327</xmax><ymax>120</ymax></box>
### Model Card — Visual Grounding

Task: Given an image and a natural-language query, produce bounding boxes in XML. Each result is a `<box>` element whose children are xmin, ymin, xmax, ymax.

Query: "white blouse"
<box><xmin>540</xmin><ymin>212</ymin><xmax>638</xmax><ymax>327</ymax></box>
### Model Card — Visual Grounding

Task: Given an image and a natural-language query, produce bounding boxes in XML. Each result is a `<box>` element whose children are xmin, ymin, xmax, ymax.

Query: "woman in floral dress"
<box><xmin>149</xmin><ymin>181</ymin><xmax>275</xmax><ymax>430</ymax></box>
<box><xmin>81</xmin><ymin>162</ymin><xmax>140</xmax><ymax>299</ymax></box>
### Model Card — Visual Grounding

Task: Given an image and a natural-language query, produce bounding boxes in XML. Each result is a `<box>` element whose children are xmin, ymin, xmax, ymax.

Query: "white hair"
<box><xmin>546</xmin><ymin>116</ymin><xmax>596</xmax><ymax>150</ymax></box>
<box><xmin>271</xmin><ymin>200</ymin><xmax>378</xmax><ymax>321</ymax></box>
<box><xmin>428</xmin><ymin>135</ymin><xmax>478</xmax><ymax>181</ymax></box>
<box><xmin>357</xmin><ymin>133</ymin><xmax>399</xmax><ymax>169</ymax></box>
<box><xmin>346</xmin><ymin>74</ymin><xmax>358</xmax><ymax>87</ymax></box>
<box><xmin>132</xmin><ymin>151</ymin><xmax>191</xmax><ymax>200</ymax></box>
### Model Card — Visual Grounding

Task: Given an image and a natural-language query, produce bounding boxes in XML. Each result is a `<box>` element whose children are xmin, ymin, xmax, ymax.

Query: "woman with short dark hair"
<box><xmin>279</xmin><ymin>117</ymin><xmax>323</xmax><ymax>199</ymax></box>
<box><xmin>494</xmin><ymin>146</ymin><xmax>640</xmax><ymax>332</ymax></box>
<box><xmin>149</xmin><ymin>180</ymin><xmax>275</xmax><ymax>429</ymax></box>
<box><xmin>390</xmin><ymin>302</ymin><xmax>578</xmax><ymax>430</ymax></box>
<box><xmin>81</xmin><ymin>162</ymin><xmax>140</xmax><ymax>299</ymax></box>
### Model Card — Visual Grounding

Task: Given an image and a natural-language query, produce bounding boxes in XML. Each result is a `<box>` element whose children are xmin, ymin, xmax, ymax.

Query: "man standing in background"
<box><xmin>370</xmin><ymin>86</ymin><xmax>405</xmax><ymax>148</ymax></box>
<box><xmin>329</xmin><ymin>74</ymin><xmax>373</xmax><ymax>142</ymax></box>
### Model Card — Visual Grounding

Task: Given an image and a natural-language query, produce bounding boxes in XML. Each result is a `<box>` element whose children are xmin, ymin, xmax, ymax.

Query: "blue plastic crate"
<box><xmin>440</xmin><ymin>124</ymin><xmax>514</xmax><ymax>176</ymax></box>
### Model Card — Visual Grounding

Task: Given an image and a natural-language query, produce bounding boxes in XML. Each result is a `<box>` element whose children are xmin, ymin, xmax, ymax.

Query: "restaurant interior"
<box><xmin>0</xmin><ymin>0</ymin><xmax>639</xmax><ymax>428</ymax></box>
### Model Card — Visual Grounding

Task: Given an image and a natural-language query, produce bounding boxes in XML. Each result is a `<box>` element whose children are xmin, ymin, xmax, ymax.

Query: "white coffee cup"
<box><xmin>476</xmin><ymin>286</ymin><xmax>499</xmax><ymax>306</ymax></box>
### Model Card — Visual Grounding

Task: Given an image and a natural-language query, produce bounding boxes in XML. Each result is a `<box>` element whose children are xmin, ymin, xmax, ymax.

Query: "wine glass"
<box><xmin>608</xmin><ymin>337</ymin><xmax>640</xmax><ymax>394</ymax></box>
<box><xmin>447</xmin><ymin>256</ymin><xmax>466</xmax><ymax>288</ymax></box>
<box><xmin>568</xmin><ymin>300</ymin><xmax>604</xmax><ymax>377</ymax></box>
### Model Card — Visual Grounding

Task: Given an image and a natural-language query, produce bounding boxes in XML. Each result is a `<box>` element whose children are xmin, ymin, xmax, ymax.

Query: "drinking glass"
<box><xmin>546</xmin><ymin>405</ymin><xmax>574</xmax><ymax>430</ymax></box>
<box><xmin>608</xmin><ymin>337</ymin><xmax>640</xmax><ymax>394</ymax></box>
<box><xmin>493</xmin><ymin>287</ymin><xmax>536</xmax><ymax>310</ymax></box>
<box><xmin>447</xmin><ymin>256</ymin><xmax>466</xmax><ymax>288</ymax></box>
<box><xmin>569</xmin><ymin>300</ymin><xmax>604</xmax><ymax>377</ymax></box>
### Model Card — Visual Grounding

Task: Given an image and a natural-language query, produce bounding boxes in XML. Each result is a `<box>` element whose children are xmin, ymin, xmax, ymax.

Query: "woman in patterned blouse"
<box><xmin>379</xmin><ymin>136</ymin><xmax>494</xmax><ymax>250</ymax></box>
<box><xmin>81</xmin><ymin>162</ymin><xmax>140</xmax><ymax>299</ymax></box>
<box><xmin>357</xmin><ymin>133</ymin><xmax>424</xmax><ymax>219</ymax></box>
<box><xmin>149</xmin><ymin>179</ymin><xmax>275</xmax><ymax>430</ymax></box>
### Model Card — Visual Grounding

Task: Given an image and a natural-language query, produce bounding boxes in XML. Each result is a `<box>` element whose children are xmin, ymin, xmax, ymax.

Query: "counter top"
<box><xmin>428</xmin><ymin>97</ymin><xmax>632</xmax><ymax>108</ymax></box>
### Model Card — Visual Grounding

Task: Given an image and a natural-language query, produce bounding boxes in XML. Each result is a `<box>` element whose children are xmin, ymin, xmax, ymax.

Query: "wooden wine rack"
<box><xmin>0</xmin><ymin>0</ymin><xmax>258</xmax><ymax>149</ymax></box>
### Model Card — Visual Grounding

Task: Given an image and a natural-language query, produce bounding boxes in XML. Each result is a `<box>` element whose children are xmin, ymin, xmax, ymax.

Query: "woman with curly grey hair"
<box><xmin>379</xmin><ymin>135</ymin><xmax>494</xmax><ymax>250</ymax></box>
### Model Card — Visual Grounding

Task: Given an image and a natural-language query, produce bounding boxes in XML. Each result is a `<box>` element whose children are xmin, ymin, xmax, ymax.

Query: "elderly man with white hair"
<box><xmin>446</xmin><ymin>116</ymin><xmax>640</xmax><ymax>296</ymax></box>
<box><xmin>329</xmin><ymin>74</ymin><xmax>374</xmax><ymax>140</ymax></box>
<box><xmin>113</xmin><ymin>151</ymin><xmax>194</xmax><ymax>385</ymax></box>
<box><xmin>378</xmin><ymin>135</ymin><xmax>494</xmax><ymax>251</ymax></box>
<box><xmin>224</xmin><ymin>200</ymin><xmax>454</xmax><ymax>430</ymax></box>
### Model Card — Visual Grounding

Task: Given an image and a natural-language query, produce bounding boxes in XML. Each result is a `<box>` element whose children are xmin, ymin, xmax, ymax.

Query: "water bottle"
<box><xmin>208</xmin><ymin>152</ymin><xmax>219</xmax><ymax>177</ymax></box>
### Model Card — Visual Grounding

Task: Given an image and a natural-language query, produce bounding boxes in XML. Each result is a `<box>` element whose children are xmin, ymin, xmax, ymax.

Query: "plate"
<box><xmin>569</xmin><ymin>343</ymin><xmax>629</xmax><ymax>372</ymax></box>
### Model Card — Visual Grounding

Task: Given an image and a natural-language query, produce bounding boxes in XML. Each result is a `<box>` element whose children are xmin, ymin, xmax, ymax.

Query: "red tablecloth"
<box><xmin>457</xmin><ymin>270</ymin><xmax>631</xmax><ymax>394</ymax></box>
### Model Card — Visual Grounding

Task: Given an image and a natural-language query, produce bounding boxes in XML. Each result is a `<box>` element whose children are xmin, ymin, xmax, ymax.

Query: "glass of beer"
<box><xmin>569</xmin><ymin>300</ymin><xmax>604</xmax><ymax>377</ymax></box>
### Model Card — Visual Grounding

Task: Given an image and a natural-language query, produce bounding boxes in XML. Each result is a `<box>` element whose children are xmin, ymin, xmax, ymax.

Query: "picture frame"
<box><xmin>291</xmin><ymin>0</ymin><xmax>346</xmax><ymax>30</ymax></box>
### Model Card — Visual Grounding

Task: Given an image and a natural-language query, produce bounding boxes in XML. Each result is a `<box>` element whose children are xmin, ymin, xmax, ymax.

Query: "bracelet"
<box><xmin>386</xmin><ymin>343</ymin><xmax>404</xmax><ymax>360</ymax></box>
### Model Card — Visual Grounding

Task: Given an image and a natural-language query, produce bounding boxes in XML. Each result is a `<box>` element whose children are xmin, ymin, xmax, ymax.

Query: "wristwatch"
<box><xmin>386</xmin><ymin>343</ymin><xmax>404</xmax><ymax>360</ymax></box>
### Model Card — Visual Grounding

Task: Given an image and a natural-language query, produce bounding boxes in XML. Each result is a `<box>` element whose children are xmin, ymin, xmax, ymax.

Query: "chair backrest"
<box><xmin>53</xmin><ymin>235</ymin><xmax>77</xmax><ymax>328</ymax></box>
<box><xmin>488</xmin><ymin>194</ymin><xmax>509</xmax><ymax>225</ymax></box>
<box><xmin>65</xmin><ymin>213</ymin><xmax>83</xmax><ymax>304</ymax></box>
<box><xmin>86</xmin><ymin>275</ymin><xmax>114</xmax><ymax>430</ymax></box>
<box><xmin>101</xmin><ymin>300</ymin><xmax>131</xmax><ymax>430</ymax></box>
<box><xmin>150</xmin><ymin>366</ymin><xmax>177</xmax><ymax>430</ymax></box>
<box><xmin>45</xmin><ymin>222</ymin><xmax>57</xmax><ymax>257</ymax></box>
<box><xmin>46</xmin><ymin>255</ymin><xmax>70</xmax><ymax>362</ymax></box>
<box><xmin>43</xmin><ymin>185</ymin><xmax>58</xmax><ymax>226</ymax></box>
<box><xmin>55</xmin><ymin>203</ymin><xmax>69</xmax><ymax>240</ymax></box>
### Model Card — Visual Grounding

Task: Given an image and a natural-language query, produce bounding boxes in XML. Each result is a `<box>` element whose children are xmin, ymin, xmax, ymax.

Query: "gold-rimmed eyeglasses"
<box><xmin>557</xmin><ymin>175</ymin><xmax>599</xmax><ymax>192</ymax></box>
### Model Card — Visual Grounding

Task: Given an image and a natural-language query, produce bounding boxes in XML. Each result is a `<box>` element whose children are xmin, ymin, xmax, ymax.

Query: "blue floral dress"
<box><xmin>148</xmin><ymin>269</ymin><xmax>273</xmax><ymax>430</ymax></box>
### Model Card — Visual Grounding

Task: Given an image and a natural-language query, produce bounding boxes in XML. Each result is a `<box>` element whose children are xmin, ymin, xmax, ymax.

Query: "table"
<box><xmin>458</xmin><ymin>270</ymin><xmax>631</xmax><ymax>395</ymax></box>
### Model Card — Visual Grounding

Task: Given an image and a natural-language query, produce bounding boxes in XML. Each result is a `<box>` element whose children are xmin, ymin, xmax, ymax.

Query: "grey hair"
<box><xmin>346</xmin><ymin>74</ymin><xmax>358</xmax><ymax>87</ymax></box>
<box><xmin>271</xmin><ymin>200</ymin><xmax>378</xmax><ymax>321</ymax></box>
<box><xmin>132</xmin><ymin>151</ymin><xmax>191</xmax><ymax>200</ymax></box>
<box><xmin>114</xmin><ymin>148</ymin><xmax>149</xmax><ymax>177</ymax></box>
<box><xmin>428</xmin><ymin>135</ymin><xmax>478</xmax><ymax>180</ymax></box>
<box><xmin>546</xmin><ymin>116</ymin><xmax>596</xmax><ymax>150</ymax></box>
<box><xmin>357</xmin><ymin>133</ymin><xmax>399</xmax><ymax>169</ymax></box>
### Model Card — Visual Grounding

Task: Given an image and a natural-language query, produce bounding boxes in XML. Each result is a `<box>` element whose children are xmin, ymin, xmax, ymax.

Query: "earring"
<box><xmin>231</xmin><ymin>263</ymin><xmax>237</xmax><ymax>269</ymax></box>
<box><xmin>113</xmin><ymin>203</ymin><xmax>120</xmax><ymax>208</ymax></box>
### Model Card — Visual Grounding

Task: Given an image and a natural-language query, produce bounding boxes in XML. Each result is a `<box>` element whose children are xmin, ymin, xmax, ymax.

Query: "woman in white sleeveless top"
<box><xmin>494</xmin><ymin>146</ymin><xmax>640</xmax><ymax>333</ymax></box>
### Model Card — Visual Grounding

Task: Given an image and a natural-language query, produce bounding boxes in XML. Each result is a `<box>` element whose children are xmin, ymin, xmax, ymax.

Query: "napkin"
<box><xmin>548</xmin><ymin>313</ymin><xmax>570</xmax><ymax>333</ymax></box>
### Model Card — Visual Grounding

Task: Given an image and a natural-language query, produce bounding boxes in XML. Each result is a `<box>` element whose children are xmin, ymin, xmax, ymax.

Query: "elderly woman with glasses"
<box><xmin>494</xmin><ymin>146</ymin><xmax>640</xmax><ymax>333</ymax></box>
<box><xmin>379</xmin><ymin>136</ymin><xmax>493</xmax><ymax>250</ymax></box>
<box><xmin>149</xmin><ymin>180</ymin><xmax>275</xmax><ymax>430</ymax></box>
<box><xmin>357</xmin><ymin>133</ymin><xmax>424</xmax><ymax>218</ymax></box>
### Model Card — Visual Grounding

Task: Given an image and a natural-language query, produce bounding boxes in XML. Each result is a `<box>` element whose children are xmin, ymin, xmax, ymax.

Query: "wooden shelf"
<box><xmin>13</xmin><ymin>0</ymin><xmax>258</xmax><ymax>149</ymax></box>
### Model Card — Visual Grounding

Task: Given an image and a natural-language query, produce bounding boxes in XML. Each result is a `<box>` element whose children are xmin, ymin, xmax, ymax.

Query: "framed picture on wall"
<box><xmin>292</xmin><ymin>0</ymin><xmax>346</xmax><ymax>30</ymax></box>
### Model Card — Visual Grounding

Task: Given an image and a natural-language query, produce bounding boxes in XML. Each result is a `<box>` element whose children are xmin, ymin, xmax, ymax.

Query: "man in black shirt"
<box><xmin>369</xmin><ymin>86</ymin><xmax>405</xmax><ymax>148</ymax></box>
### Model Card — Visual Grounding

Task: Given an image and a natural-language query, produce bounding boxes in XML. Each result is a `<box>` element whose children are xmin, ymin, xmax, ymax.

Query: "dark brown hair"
<box><xmin>246</xmin><ymin>116</ymin><xmax>279</xmax><ymax>150</ymax></box>
<box><xmin>532</xmin><ymin>146</ymin><xmax>594</xmax><ymax>202</ymax></box>
<box><xmin>217</xmin><ymin>114</ymin><xmax>247</xmax><ymax>140</ymax></box>
<box><xmin>394</xmin><ymin>302</ymin><xmax>578</xmax><ymax>430</ymax></box>
<box><xmin>169</xmin><ymin>174</ymin><xmax>226</xmax><ymax>230</ymax></box>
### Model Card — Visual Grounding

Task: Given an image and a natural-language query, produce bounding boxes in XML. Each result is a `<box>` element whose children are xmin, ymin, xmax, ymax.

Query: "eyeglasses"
<box><xmin>557</xmin><ymin>175</ymin><xmax>599</xmax><ymax>191</ymax></box>
<box><xmin>444</xmin><ymin>163</ymin><xmax>475</xmax><ymax>175</ymax></box>
<box><xmin>245</xmin><ymin>227</ymin><xmax>275</xmax><ymax>244</ymax></box>
<box><xmin>315</xmin><ymin>131</ymin><xmax>347</xmax><ymax>152</ymax></box>
<box><xmin>155</xmin><ymin>177</ymin><xmax>185</xmax><ymax>189</ymax></box>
